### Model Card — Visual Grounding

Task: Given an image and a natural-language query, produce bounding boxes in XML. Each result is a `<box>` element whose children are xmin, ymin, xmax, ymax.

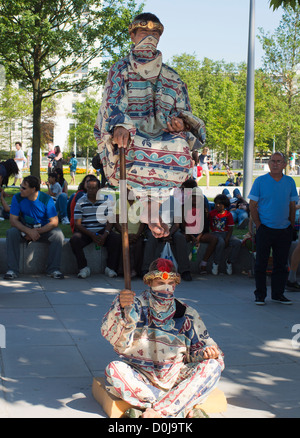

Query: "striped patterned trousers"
<box><xmin>105</xmin><ymin>359</ymin><xmax>222</xmax><ymax>418</ymax></box>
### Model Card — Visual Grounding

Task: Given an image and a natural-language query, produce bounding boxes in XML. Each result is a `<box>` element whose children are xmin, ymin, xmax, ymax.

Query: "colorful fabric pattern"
<box><xmin>101</xmin><ymin>290</ymin><xmax>224</xmax><ymax>417</ymax></box>
<box><xmin>94</xmin><ymin>37</ymin><xmax>206</xmax><ymax>190</ymax></box>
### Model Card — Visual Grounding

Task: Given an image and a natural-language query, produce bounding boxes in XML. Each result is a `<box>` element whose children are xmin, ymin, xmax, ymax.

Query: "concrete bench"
<box><xmin>0</xmin><ymin>238</ymin><xmax>107</xmax><ymax>275</ymax></box>
<box><xmin>0</xmin><ymin>237</ymin><xmax>253</xmax><ymax>276</ymax></box>
<box><xmin>0</xmin><ymin>236</ymin><xmax>296</xmax><ymax>276</ymax></box>
<box><xmin>92</xmin><ymin>377</ymin><xmax>227</xmax><ymax>418</ymax></box>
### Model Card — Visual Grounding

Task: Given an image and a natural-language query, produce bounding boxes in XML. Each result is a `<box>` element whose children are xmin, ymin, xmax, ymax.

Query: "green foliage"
<box><xmin>0</xmin><ymin>0</ymin><xmax>143</xmax><ymax>177</ymax></box>
<box><xmin>258</xmin><ymin>4</ymin><xmax>300</xmax><ymax>157</ymax></box>
<box><xmin>67</xmin><ymin>95</ymin><xmax>100</xmax><ymax>157</ymax></box>
<box><xmin>169</xmin><ymin>5</ymin><xmax>300</xmax><ymax>163</ymax></box>
<box><xmin>270</xmin><ymin>0</ymin><xmax>300</xmax><ymax>11</ymax></box>
<box><xmin>169</xmin><ymin>55</ymin><xmax>282</xmax><ymax>162</ymax></box>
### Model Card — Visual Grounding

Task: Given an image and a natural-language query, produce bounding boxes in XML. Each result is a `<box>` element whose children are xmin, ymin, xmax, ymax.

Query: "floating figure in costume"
<box><xmin>101</xmin><ymin>258</ymin><xmax>224</xmax><ymax>418</ymax></box>
<box><xmin>94</xmin><ymin>13</ymin><xmax>206</xmax><ymax>237</ymax></box>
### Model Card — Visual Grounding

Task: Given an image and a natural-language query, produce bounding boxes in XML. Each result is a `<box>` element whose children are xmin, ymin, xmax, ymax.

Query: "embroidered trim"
<box><xmin>129</xmin><ymin>20</ymin><xmax>164</xmax><ymax>35</ymax></box>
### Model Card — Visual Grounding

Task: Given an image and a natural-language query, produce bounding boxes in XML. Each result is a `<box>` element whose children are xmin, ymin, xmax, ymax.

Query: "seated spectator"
<box><xmin>46</xmin><ymin>172</ymin><xmax>62</xmax><ymax>200</ymax></box>
<box><xmin>218</xmin><ymin>167</ymin><xmax>235</xmax><ymax>186</ymax></box>
<box><xmin>67</xmin><ymin>174</ymin><xmax>99</xmax><ymax>232</ymax></box>
<box><xmin>114</xmin><ymin>189</ymin><xmax>146</xmax><ymax>278</ymax></box>
<box><xmin>46</xmin><ymin>172</ymin><xmax>69</xmax><ymax>224</ymax></box>
<box><xmin>4</xmin><ymin>175</ymin><xmax>65</xmax><ymax>279</ymax></box>
<box><xmin>69</xmin><ymin>178</ymin><xmax>121</xmax><ymax>279</ymax></box>
<box><xmin>222</xmin><ymin>188</ymin><xmax>249</xmax><ymax>229</ymax></box>
<box><xmin>208</xmin><ymin>194</ymin><xmax>242</xmax><ymax>275</ymax></box>
<box><xmin>141</xmin><ymin>196</ymin><xmax>192</xmax><ymax>281</ymax></box>
<box><xmin>54</xmin><ymin>167</ymin><xmax>68</xmax><ymax>194</ymax></box>
<box><xmin>180</xmin><ymin>179</ymin><xmax>218</xmax><ymax>275</ymax></box>
<box><xmin>235</xmin><ymin>172</ymin><xmax>243</xmax><ymax>186</ymax></box>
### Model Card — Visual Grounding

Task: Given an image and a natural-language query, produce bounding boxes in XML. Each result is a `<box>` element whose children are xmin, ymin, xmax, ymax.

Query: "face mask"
<box><xmin>151</xmin><ymin>283</ymin><xmax>175</xmax><ymax>294</ymax></box>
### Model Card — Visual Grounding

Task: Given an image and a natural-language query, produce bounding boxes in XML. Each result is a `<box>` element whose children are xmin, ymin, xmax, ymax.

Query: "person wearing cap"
<box><xmin>101</xmin><ymin>258</ymin><xmax>224</xmax><ymax>418</ymax></box>
<box><xmin>94</xmin><ymin>13</ymin><xmax>206</xmax><ymax>238</ymax></box>
<box><xmin>248</xmin><ymin>152</ymin><xmax>298</xmax><ymax>305</ymax></box>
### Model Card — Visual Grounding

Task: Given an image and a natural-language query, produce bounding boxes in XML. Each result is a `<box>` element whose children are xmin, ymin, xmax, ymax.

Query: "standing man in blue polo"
<box><xmin>249</xmin><ymin>152</ymin><xmax>298</xmax><ymax>305</ymax></box>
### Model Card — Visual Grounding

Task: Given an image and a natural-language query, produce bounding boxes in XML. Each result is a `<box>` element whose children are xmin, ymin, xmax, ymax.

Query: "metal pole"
<box><xmin>243</xmin><ymin>0</ymin><xmax>255</xmax><ymax>200</ymax></box>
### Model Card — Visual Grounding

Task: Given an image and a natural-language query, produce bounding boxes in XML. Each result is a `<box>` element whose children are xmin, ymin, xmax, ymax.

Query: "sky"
<box><xmin>139</xmin><ymin>0</ymin><xmax>284</xmax><ymax>68</ymax></box>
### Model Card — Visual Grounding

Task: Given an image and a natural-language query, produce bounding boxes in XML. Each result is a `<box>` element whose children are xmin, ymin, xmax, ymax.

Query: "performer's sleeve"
<box><xmin>170</xmin><ymin>78</ymin><xmax>206</xmax><ymax>148</ymax></box>
<box><xmin>94</xmin><ymin>61</ymin><xmax>136</xmax><ymax>155</ymax></box>
<box><xmin>185</xmin><ymin>308</ymin><xmax>225</xmax><ymax>370</ymax></box>
<box><xmin>101</xmin><ymin>295</ymin><xmax>142</xmax><ymax>354</ymax></box>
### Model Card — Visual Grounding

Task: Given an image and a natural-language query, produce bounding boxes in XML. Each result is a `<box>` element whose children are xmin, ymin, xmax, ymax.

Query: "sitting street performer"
<box><xmin>101</xmin><ymin>258</ymin><xmax>224</xmax><ymax>418</ymax></box>
<box><xmin>94</xmin><ymin>13</ymin><xmax>206</xmax><ymax>238</ymax></box>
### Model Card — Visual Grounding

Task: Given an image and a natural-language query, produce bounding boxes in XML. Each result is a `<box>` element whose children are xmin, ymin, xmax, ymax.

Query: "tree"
<box><xmin>68</xmin><ymin>95</ymin><xmax>100</xmax><ymax>159</ymax></box>
<box><xmin>0</xmin><ymin>84</ymin><xmax>32</xmax><ymax>155</ymax></box>
<box><xmin>270</xmin><ymin>0</ymin><xmax>300</xmax><ymax>11</ymax></box>
<box><xmin>0</xmin><ymin>0</ymin><xmax>143</xmax><ymax>177</ymax></box>
<box><xmin>258</xmin><ymin>4</ymin><xmax>300</xmax><ymax>162</ymax></box>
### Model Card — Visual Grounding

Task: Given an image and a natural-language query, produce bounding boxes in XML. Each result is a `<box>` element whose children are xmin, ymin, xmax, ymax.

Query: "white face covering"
<box><xmin>149</xmin><ymin>283</ymin><xmax>176</xmax><ymax>327</ymax></box>
<box><xmin>129</xmin><ymin>35</ymin><xmax>162</xmax><ymax>81</ymax></box>
<box><xmin>151</xmin><ymin>283</ymin><xmax>175</xmax><ymax>294</ymax></box>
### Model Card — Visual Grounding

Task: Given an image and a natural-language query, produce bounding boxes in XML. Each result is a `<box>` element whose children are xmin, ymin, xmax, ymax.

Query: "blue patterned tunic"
<box><xmin>94</xmin><ymin>36</ymin><xmax>206</xmax><ymax>190</ymax></box>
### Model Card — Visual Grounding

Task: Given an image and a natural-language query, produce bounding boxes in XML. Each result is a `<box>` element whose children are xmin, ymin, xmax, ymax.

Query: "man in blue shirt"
<box><xmin>249</xmin><ymin>152</ymin><xmax>298</xmax><ymax>305</ymax></box>
<box><xmin>4</xmin><ymin>175</ymin><xmax>65</xmax><ymax>279</ymax></box>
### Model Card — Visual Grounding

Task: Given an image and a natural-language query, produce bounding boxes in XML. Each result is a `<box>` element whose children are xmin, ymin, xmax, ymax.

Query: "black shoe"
<box><xmin>286</xmin><ymin>280</ymin><xmax>300</xmax><ymax>292</ymax></box>
<box><xmin>271</xmin><ymin>295</ymin><xmax>292</xmax><ymax>305</ymax></box>
<box><xmin>255</xmin><ymin>296</ymin><xmax>265</xmax><ymax>305</ymax></box>
<box><xmin>254</xmin><ymin>290</ymin><xmax>265</xmax><ymax>305</ymax></box>
<box><xmin>181</xmin><ymin>271</ymin><xmax>192</xmax><ymax>281</ymax></box>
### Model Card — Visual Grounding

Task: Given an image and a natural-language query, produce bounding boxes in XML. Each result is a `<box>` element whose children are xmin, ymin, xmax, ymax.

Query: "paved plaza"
<box><xmin>0</xmin><ymin>272</ymin><xmax>300</xmax><ymax>418</ymax></box>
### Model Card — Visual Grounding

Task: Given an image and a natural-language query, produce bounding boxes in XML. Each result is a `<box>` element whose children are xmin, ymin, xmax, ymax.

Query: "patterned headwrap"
<box><xmin>128</xmin><ymin>19</ymin><xmax>164</xmax><ymax>35</ymax></box>
<box><xmin>143</xmin><ymin>258</ymin><xmax>181</xmax><ymax>285</ymax></box>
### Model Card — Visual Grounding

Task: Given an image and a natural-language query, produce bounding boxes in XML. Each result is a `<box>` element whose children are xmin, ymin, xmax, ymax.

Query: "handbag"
<box><xmin>160</xmin><ymin>242</ymin><xmax>178</xmax><ymax>271</ymax></box>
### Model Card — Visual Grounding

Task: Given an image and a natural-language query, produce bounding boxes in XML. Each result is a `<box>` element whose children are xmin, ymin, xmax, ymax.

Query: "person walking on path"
<box><xmin>248</xmin><ymin>152</ymin><xmax>298</xmax><ymax>305</ymax></box>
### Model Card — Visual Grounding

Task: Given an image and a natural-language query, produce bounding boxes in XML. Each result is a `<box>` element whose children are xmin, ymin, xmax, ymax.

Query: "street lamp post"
<box><xmin>243</xmin><ymin>0</ymin><xmax>255</xmax><ymax>200</ymax></box>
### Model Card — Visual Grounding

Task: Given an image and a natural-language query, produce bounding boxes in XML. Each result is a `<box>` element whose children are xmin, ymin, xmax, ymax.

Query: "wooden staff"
<box><xmin>119</xmin><ymin>146</ymin><xmax>131</xmax><ymax>290</ymax></box>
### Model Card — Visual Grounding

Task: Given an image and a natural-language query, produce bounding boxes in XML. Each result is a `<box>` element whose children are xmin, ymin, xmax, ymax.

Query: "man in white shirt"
<box><xmin>13</xmin><ymin>141</ymin><xmax>25</xmax><ymax>186</ymax></box>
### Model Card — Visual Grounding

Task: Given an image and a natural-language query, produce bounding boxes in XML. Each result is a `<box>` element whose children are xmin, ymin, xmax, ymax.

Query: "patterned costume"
<box><xmin>101</xmin><ymin>288</ymin><xmax>224</xmax><ymax>417</ymax></box>
<box><xmin>94</xmin><ymin>36</ymin><xmax>206</xmax><ymax>190</ymax></box>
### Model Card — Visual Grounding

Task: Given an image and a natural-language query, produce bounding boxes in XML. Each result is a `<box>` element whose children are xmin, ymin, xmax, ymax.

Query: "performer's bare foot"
<box><xmin>140</xmin><ymin>197</ymin><xmax>169</xmax><ymax>238</ymax></box>
<box><xmin>186</xmin><ymin>406</ymin><xmax>208</xmax><ymax>418</ymax></box>
<box><xmin>141</xmin><ymin>408</ymin><xmax>162</xmax><ymax>418</ymax></box>
<box><xmin>148</xmin><ymin>220</ymin><xmax>169</xmax><ymax>238</ymax></box>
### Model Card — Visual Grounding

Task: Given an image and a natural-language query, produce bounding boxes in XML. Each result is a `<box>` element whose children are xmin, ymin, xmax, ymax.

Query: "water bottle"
<box><xmin>191</xmin><ymin>245</ymin><xmax>198</xmax><ymax>261</ymax></box>
<box><xmin>95</xmin><ymin>233</ymin><xmax>101</xmax><ymax>250</ymax></box>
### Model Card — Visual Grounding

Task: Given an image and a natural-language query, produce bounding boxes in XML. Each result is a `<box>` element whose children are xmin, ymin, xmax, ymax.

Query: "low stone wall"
<box><xmin>1</xmin><ymin>237</ymin><xmax>296</xmax><ymax>276</ymax></box>
<box><xmin>0</xmin><ymin>238</ymin><xmax>107</xmax><ymax>275</ymax></box>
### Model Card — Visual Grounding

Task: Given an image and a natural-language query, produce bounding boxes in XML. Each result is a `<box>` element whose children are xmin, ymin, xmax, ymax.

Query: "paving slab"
<box><xmin>0</xmin><ymin>272</ymin><xmax>300</xmax><ymax>418</ymax></box>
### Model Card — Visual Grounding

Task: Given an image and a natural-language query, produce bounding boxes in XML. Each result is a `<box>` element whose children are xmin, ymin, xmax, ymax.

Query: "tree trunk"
<box><xmin>31</xmin><ymin>89</ymin><xmax>42</xmax><ymax>178</ymax></box>
<box><xmin>31</xmin><ymin>41</ymin><xmax>42</xmax><ymax>178</ymax></box>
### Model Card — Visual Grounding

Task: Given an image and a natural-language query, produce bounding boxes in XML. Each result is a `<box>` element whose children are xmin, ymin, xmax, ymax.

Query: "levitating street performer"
<box><xmin>101</xmin><ymin>258</ymin><xmax>224</xmax><ymax>418</ymax></box>
<box><xmin>94</xmin><ymin>13</ymin><xmax>206</xmax><ymax>237</ymax></box>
